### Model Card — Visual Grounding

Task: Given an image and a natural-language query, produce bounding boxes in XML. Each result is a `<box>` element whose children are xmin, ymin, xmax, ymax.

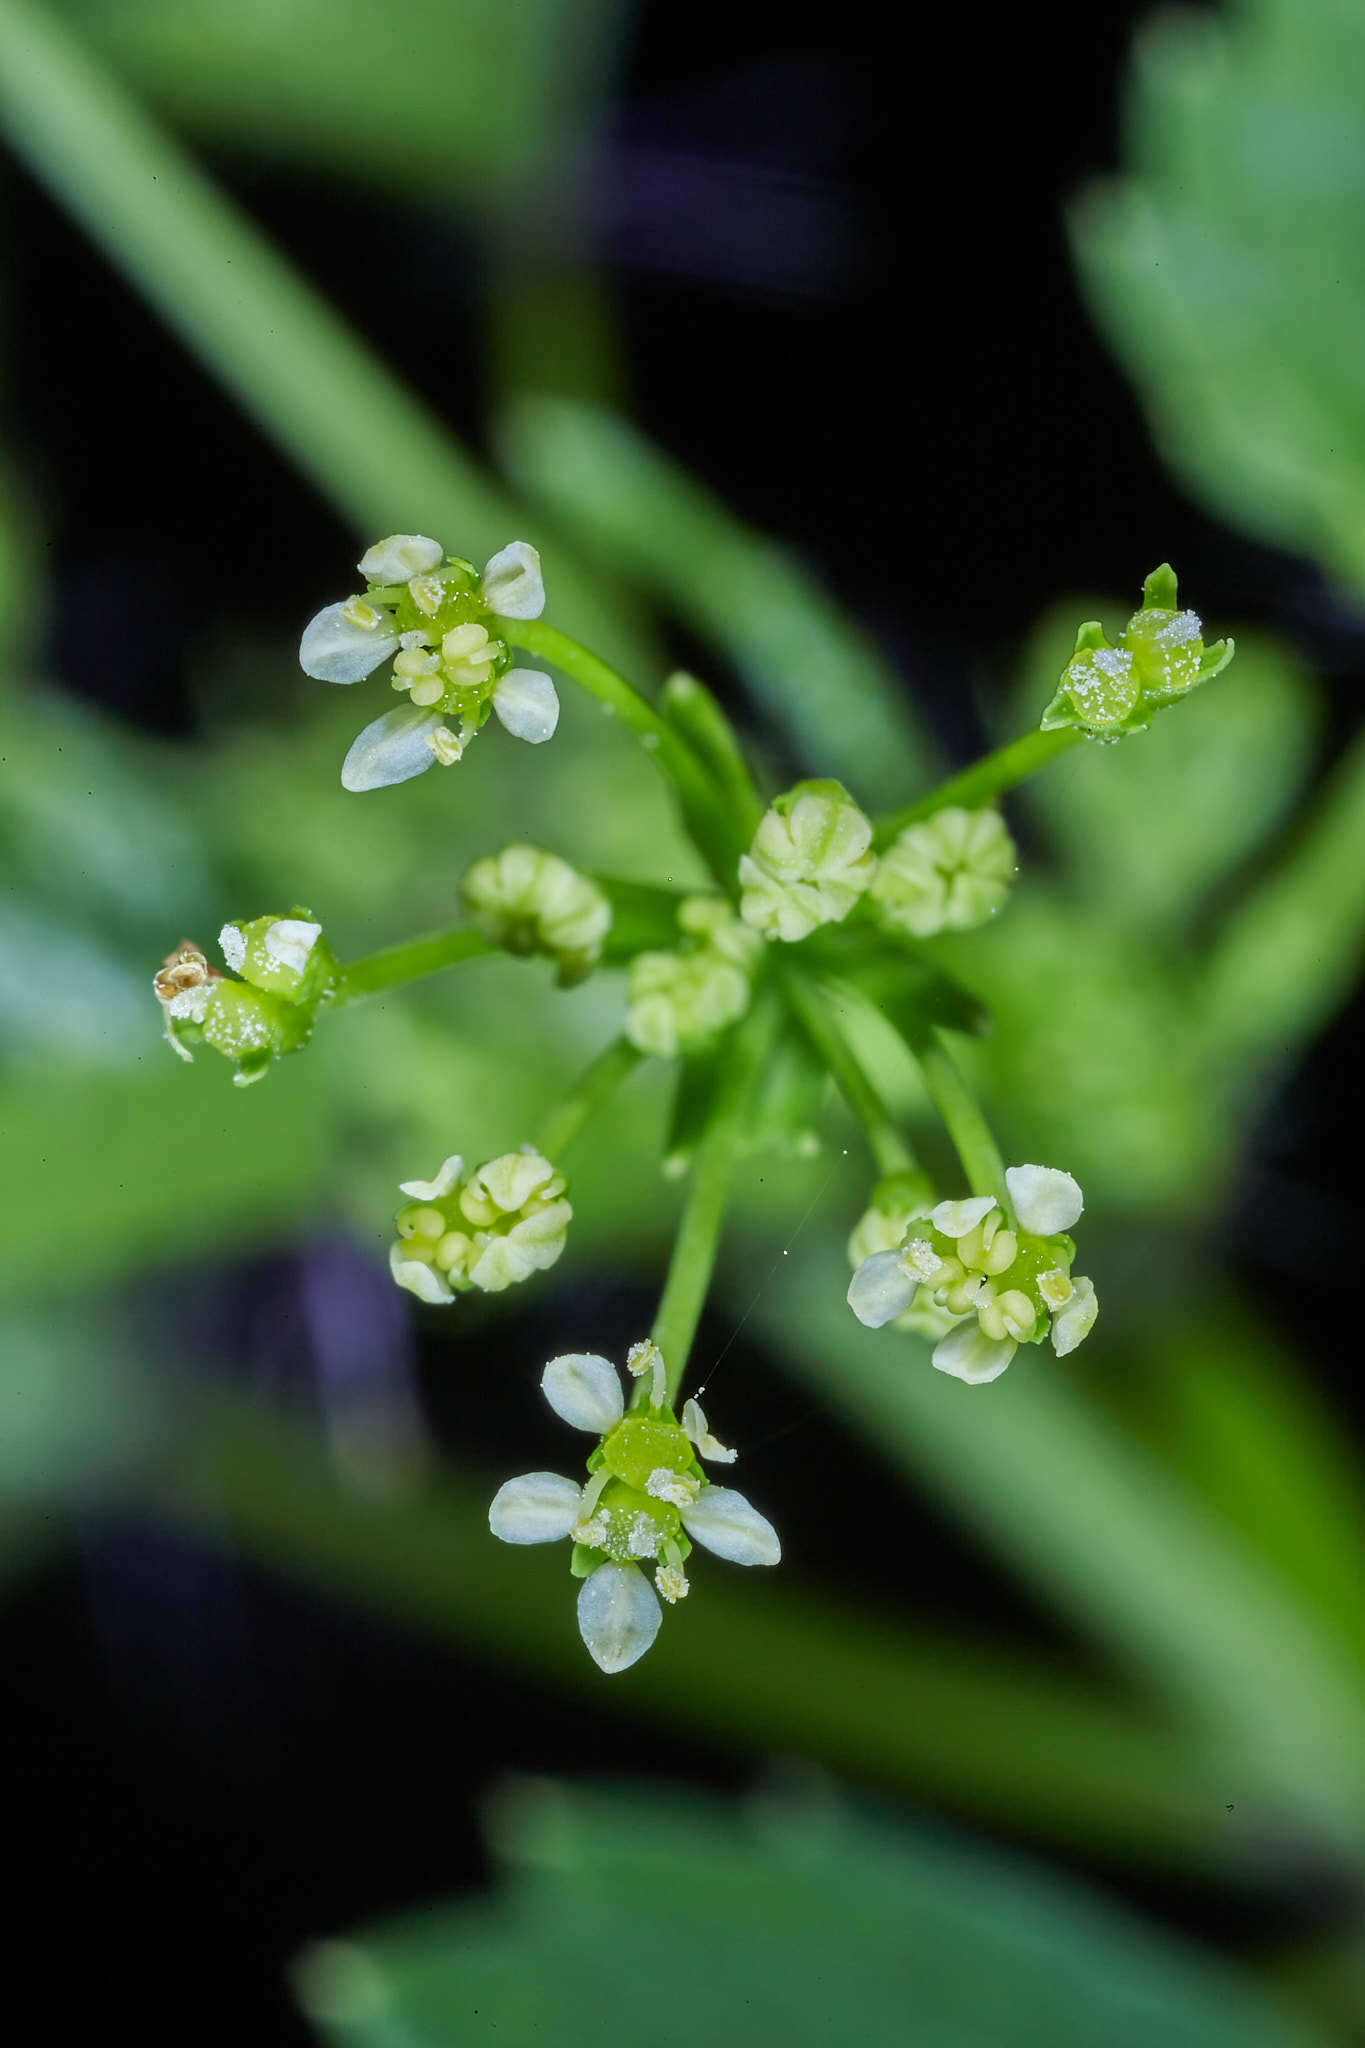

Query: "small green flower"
<box><xmin>461</xmin><ymin>845</ymin><xmax>612</xmax><ymax>987</ymax></box>
<box><xmin>488</xmin><ymin>1347</ymin><xmax>778</xmax><ymax>1672</ymax></box>
<box><xmin>390</xmin><ymin>1146</ymin><xmax>572</xmax><ymax>1304</ymax></box>
<box><xmin>153</xmin><ymin>914</ymin><xmax>335</xmax><ymax>1085</ymax></box>
<box><xmin>738</xmin><ymin>780</ymin><xmax>877</xmax><ymax>943</ymax></box>
<box><xmin>869</xmin><ymin>806</ymin><xmax>1016</xmax><ymax>939</ymax></box>
<box><xmin>299</xmin><ymin>536</ymin><xmax>559</xmax><ymax>788</ymax></box>
<box><xmin>1040</xmin><ymin>564</ymin><xmax>1234</xmax><ymax>741</ymax></box>
<box><xmin>848</xmin><ymin>1164</ymin><xmax>1098</xmax><ymax>1382</ymax></box>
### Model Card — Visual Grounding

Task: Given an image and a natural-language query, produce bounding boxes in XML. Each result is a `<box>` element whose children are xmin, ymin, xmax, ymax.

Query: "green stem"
<box><xmin>912</xmin><ymin>1028</ymin><xmax>1008</xmax><ymax>1206</ymax></box>
<box><xmin>329</xmin><ymin>928</ymin><xmax>493</xmax><ymax>1006</ymax></box>
<box><xmin>533</xmin><ymin>1038</ymin><xmax>643</xmax><ymax>1161</ymax></box>
<box><xmin>660</xmin><ymin>670</ymin><xmax>766</xmax><ymax>836</ymax></box>
<box><xmin>502</xmin><ymin>619</ymin><xmax>742</xmax><ymax>887</ymax></box>
<box><xmin>874</xmin><ymin>728</ymin><xmax>1081</xmax><ymax>847</ymax></box>
<box><xmin>648</xmin><ymin>992</ymin><xmax>782</xmax><ymax>1404</ymax></box>
<box><xmin>778</xmin><ymin>965</ymin><xmax>916</xmax><ymax>1178</ymax></box>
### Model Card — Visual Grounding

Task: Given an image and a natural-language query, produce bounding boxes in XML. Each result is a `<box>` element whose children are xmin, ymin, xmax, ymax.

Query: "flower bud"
<box><xmin>869</xmin><ymin>806</ymin><xmax>1016</xmax><ymax>939</ymax></box>
<box><xmin>738</xmin><ymin>780</ymin><xmax>876</xmax><ymax>943</ymax></box>
<box><xmin>460</xmin><ymin>845</ymin><xmax>611</xmax><ymax>986</ymax></box>
<box><xmin>626</xmin><ymin>947</ymin><xmax>751</xmax><ymax>1058</ymax></box>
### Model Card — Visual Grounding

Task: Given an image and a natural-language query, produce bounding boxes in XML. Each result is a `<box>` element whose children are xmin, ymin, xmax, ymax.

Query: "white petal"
<box><xmin>398</xmin><ymin>1154</ymin><xmax>463</xmax><ymax>1200</ymax></box>
<box><xmin>341</xmin><ymin>705</ymin><xmax>445</xmax><ymax>791</ymax></box>
<box><xmin>576</xmin><ymin>1563</ymin><xmax>661</xmax><ymax>1673</ymax></box>
<box><xmin>388</xmin><ymin>1244</ymin><xmax>454</xmax><ymax>1305</ymax></box>
<box><xmin>481</xmin><ymin>540</ymin><xmax>545</xmax><ymax>619</ymax></box>
<box><xmin>931</xmin><ymin>1195</ymin><xmax>998</xmax><ymax>1239</ymax></box>
<box><xmin>680</xmin><ymin>1486</ymin><xmax>781</xmax><ymax>1566</ymax></box>
<box><xmin>541</xmin><ymin>1353</ymin><xmax>625</xmax><ymax>1434</ymax></box>
<box><xmin>357</xmin><ymin>534</ymin><xmax>444</xmax><ymax>583</ymax></box>
<box><xmin>263</xmin><ymin>918</ymin><xmax>321</xmax><ymax>977</ymax></box>
<box><xmin>493</xmin><ymin>669</ymin><xmax>559</xmax><ymax>744</ymax></box>
<box><xmin>682</xmin><ymin>1397</ymin><xmax>737</xmax><ymax>1464</ymax></box>
<box><xmin>1051</xmin><ymin>1275</ymin><xmax>1098</xmax><ymax>1357</ymax></box>
<box><xmin>847</xmin><ymin>1249</ymin><xmax>918</xmax><ymax>1329</ymax></box>
<box><xmin>488</xmin><ymin>1471</ymin><xmax>583</xmax><ymax>1545</ymax></box>
<box><xmin>1005</xmin><ymin>1164</ymin><xmax>1084</xmax><ymax>1236</ymax></box>
<box><xmin>471</xmin><ymin>1148</ymin><xmax>554</xmax><ymax>1214</ymax></box>
<box><xmin>930</xmin><ymin>1322</ymin><xmax>1016</xmax><ymax>1385</ymax></box>
<box><xmin>300</xmin><ymin>600</ymin><xmax>399</xmax><ymax>683</ymax></box>
<box><xmin>218</xmin><ymin>922</ymin><xmax>246</xmax><ymax>974</ymax></box>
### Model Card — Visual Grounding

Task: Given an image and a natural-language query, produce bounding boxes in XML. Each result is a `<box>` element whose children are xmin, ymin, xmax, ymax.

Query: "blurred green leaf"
<box><xmin>295</xmin><ymin>1783</ymin><xmax>1332</xmax><ymax>2048</ymax></box>
<box><xmin>1072</xmin><ymin>0</ymin><xmax>1365</xmax><ymax>590</ymax></box>
<box><xmin>501</xmin><ymin>396</ymin><xmax>935</xmax><ymax>806</ymax></box>
<box><xmin>0</xmin><ymin>0</ymin><xmax>644</xmax><ymax>671</ymax></box>
<box><xmin>1014</xmin><ymin>609</ymin><xmax>1320</xmax><ymax>936</ymax></box>
<box><xmin>767</xmin><ymin>1246</ymin><xmax>1365</xmax><ymax>1861</ymax></box>
<box><xmin>1198</xmin><ymin>724</ymin><xmax>1365</xmax><ymax>1064</ymax></box>
<box><xmin>56</xmin><ymin>0</ymin><xmax>629</xmax><ymax>193</ymax></box>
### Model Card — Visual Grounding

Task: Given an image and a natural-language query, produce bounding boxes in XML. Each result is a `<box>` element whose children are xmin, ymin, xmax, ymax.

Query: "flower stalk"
<box><xmin>646</xmin><ymin>989</ymin><xmax>783</xmax><ymax>1405</ymax></box>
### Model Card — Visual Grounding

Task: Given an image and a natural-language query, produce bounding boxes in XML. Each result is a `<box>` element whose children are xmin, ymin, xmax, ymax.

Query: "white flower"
<box><xmin>491</xmin><ymin>667</ymin><xmax>559</xmax><ymax>743</ymax></box>
<box><xmin>489</xmin><ymin>1345</ymin><xmax>778</xmax><ymax>1670</ymax></box>
<box><xmin>341</xmin><ymin>704</ymin><xmax>447</xmax><ymax>791</ymax></box>
<box><xmin>847</xmin><ymin>1162</ymin><xmax>1097</xmax><ymax>1384</ymax></box>
<box><xmin>390</xmin><ymin>1147</ymin><xmax>571</xmax><ymax>1303</ymax></box>
<box><xmin>299</xmin><ymin>601</ymin><xmax>400</xmax><ymax>684</ymax></box>
<box><xmin>480</xmin><ymin>540</ymin><xmax>546</xmax><ymax>620</ymax></box>
<box><xmin>357</xmin><ymin>534</ymin><xmax>444</xmax><ymax>584</ymax></box>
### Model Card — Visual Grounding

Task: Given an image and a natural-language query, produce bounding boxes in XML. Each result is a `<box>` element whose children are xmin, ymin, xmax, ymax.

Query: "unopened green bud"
<box><xmin>217</xmin><ymin>909</ymin><xmax>336</xmax><ymax>1004</ymax></box>
<box><xmin>461</xmin><ymin>844</ymin><xmax>611</xmax><ymax>986</ymax></box>
<box><xmin>627</xmin><ymin>947</ymin><xmax>751</xmax><ymax>1058</ymax></box>
<box><xmin>1041</xmin><ymin>564</ymin><xmax>1234</xmax><ymax>740</ymax></box>
<box><xmin>676</xmin><ymin>894</ymin><xmax>763</xmax><ymax>971</ymax></box>
<box><xmin>869</xmin><ymin>806</ymin><xmax>1016</xmax><ymax>939</ymax></box>
<box><xmin>738</xmin><ymin>780</ymin><xmax>876</xmax><ymax>943</ymax></box>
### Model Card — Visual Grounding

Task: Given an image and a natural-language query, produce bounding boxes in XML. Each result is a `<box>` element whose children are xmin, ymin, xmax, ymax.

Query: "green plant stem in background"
<box><xmin>0</xmin><ymin>0</ymin><xmax>641</xmax><ymax>668</ymax></box>
<box><xmin>502</xmin><ymin>619</ymin><xmax>743</xmax><ymax>886</ymax></box>
<box><xmin>912</xmin><ymin>1028</ymin><xmax>1009</xmax><ymax>1205</ymax></box>
<box><xmin>874</xmin><ymin>728</ymin><xmax>1081</xmax><ymax>846</ymax></box>
<box><xmin>534</xmin><ymin>1038</ymin><xmax>643</xmax><ymax>1162</ymax></box>
<box><xmin>648</xmin><ymin>992</ymin><xmax>782</xmax><ymax>1404</ymax></box>
<box><xmin>329</xmin><ymin>928</ymin><xmax>494</xmax><ymax>1007</ymax></box>
<box><xmin>779</xmin><ymin>966</ymin><xmax>917</xmax><ymax>1178</ymax></box>
<box><xmin>660</xmin><ymin>670</ymin><xmax>766</xmax><ymax>836</ymax></box>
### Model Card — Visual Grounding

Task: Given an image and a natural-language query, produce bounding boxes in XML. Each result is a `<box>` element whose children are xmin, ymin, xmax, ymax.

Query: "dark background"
<box><xmin>5</xmin><ymin>4</ymin><xmax>1363</xmax><ymax>2038</ymax></box>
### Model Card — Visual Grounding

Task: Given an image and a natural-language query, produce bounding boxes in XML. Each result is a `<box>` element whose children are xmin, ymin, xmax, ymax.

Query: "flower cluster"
<box><xmin>300</xmin><ymin>535</ymin><xmax>559</xmax><ymax>789</ymax></box>
<box><xmin>390</xmin><ymin>1147</ymin><xmax>571</xmax><ymax>1304</ymax></box>
<box><xmin>625</xmin><ymin>895</ymin><xmax>762</xmax><ymax>1058</ymax></box>
<box><xmin>461</xmin><ymin>845</ymin><xmax>612</xmax><ymax>987</ymax></box>
<box><xmin>848</xmin><ymin>1164</ymin><xmax>1097</xmax><ymax>1383</ymax></box>
<box><xmin>1041</xmin><ymin>563</ymin><xmax>1234</xmax><ymax>741</ymax></box>
<box><xmin>152</xmin><ymin>911</ymin><xmax>336</xmax><ymax>1084</ymax></box>
<box><xmin>489</xmin><ymin>1345</ymin><xmax>780</xmax><ymax>1672</ymax></box>
<box><xmin>869</xmin><ymin>806</ymin><xmax>1016</xmax><ymax>940</ymax></box>
<box><xmin>738</xmin><ymin>781</ymin><xmax>876</xmax><ymax>942</ymax></box>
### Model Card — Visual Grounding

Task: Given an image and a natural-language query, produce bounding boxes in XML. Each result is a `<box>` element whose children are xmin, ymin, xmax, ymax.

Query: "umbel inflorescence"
<box><xmin>153</xmin><ymin>541</ymin><xmax>1234</xmax><ymax>1670</ymax></box>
